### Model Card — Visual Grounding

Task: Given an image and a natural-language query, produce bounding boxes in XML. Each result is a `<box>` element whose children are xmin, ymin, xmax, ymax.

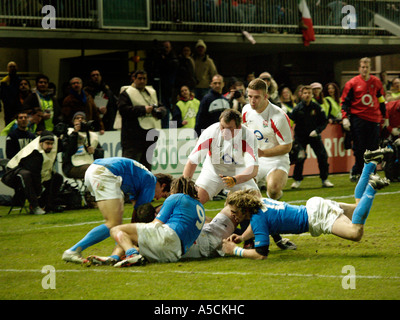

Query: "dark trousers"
<box><xmin>65</xmin><ymin>164</ymin><xmax>90</xmax><ymax>180</ymax></box>
<box><xmin>350</xmin><ymin>115</ymin><xmax>380</xmax><ymax>175</ymax></box>
<box><xmin>122</xmin><ymin>142</ymin><xmax>157</xmax><ymax>172</ymax></box>
<box><xmin>293</xmin><ymin>135</ymin><xmax>329</xmax><ymax>181</ymax></box>
<box><xmin>2</xmin><ymin>168</ymin><xmax>63</xmax><ymax>209</ymax></box>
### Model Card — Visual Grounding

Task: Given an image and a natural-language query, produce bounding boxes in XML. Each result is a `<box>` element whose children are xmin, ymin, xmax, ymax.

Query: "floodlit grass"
<box><xmin>0</xmin><ymin>173</ymin><xmax>399</xmax><ymax>301</ymax></box>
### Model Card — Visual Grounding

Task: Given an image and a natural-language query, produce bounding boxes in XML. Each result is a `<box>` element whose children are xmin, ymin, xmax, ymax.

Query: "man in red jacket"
<box><xmin>341</xmin><ymin>57</ymin><xmax>386</xmax><ymax>182</ymax></box>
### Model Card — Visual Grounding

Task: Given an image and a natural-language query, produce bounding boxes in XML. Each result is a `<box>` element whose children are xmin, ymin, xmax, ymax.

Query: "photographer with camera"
<box><xmin>61</xmin><ymin>112</ymin><xmax>101</xmax><ymax>180</ymax></box>
<box><xmin>117</xmin><ymin>70</ymin><xmax>166</xmax><ymax>171</ymax></box>
<box><xmin>225</xmin><ymin>79</ymin><xmax>248</xmax><ymax>113</ymax></box>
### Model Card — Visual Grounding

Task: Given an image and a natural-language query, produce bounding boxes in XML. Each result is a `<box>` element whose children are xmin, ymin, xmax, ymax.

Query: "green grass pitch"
<box><xmin>0</xmin><ymin>173</ymin><xmax>399</xmax><ymax>301</ymax></box>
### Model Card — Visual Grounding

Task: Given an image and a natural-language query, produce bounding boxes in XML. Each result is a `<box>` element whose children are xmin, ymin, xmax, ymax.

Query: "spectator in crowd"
<box><xmin>193</xmin><ymin>39</ymin><xmax>218</xmax><ymax>101</ymax></box>
<box><xmin>109</xmin><ymin>176</ymin><xmax>205</xmax><ymax>267</ymax></box>
<box><xmin>172</xmin><ymin>85</ymin><xmax>200</xmax><ymax>128</ymax></box>
<box><xmin>23</xmin><ymin>74</ymin><xmax>61</xmax><ymax>133</ymax></box>
<box><xmin>23</xmin><ymin>75</ymin><xmax>59</xmax><ymax>131</ymax></box>
<box><xmin>385</xmin><ymin>77</ymin><xmax>400</xmax><ymax>102</ymax></box>
<box><xmin>194</xmin><ymin>74</ymin><xmax>230</xmax><ymax>137</ymax></box>
<box><xmin>61</xmin><ymin>111</ymin><xmax>100</xmax><ymax>180</ymax></box>
<box><xmin>244</xmin><ymin>72</ymin><xmax>255</xmax><ymax>87</ymax></box>
<box><xmin>323</xmin><ymin>82</ymin><xmax>342</xmax><ymax>123</ymax></box>
<box><xmin>62</xmin><ymin>157</ymin><xmax>173</xmax><ymax>263</ymax></box>
<box><xmin>61</xmin><ymin>77</ymin><xmax>105</xmax><ymax>135</ymax></box>
<box><xmin>293</xmin><ymin>84</ymin><xmax>304</xmax><ymax>104</ymax></box>
<box><xmin>16</xmin><ymin>78</ymin><xmax>32</xmax><ymax>112</ymax></box>
<box><xmin>2</xmin><ymin>130</ymin><xmax>63</xmax><ymax>215</ymax></box>
<box><xmin>341</xmin><ymin>57</ymin><xmax>386</xmax><ymax>182</ymax></box>
<box><xmin>222</xmin><ymin>154</ymin><xmax>390</xmax><ymax>260</ymax></box>
<box><xmin>1</xmin><ymin>106</ymin><xmax>43</xmax><ymax>137</ymax></box>
<box><xmin>290</xmin><ymin>85</ymin><xmax>334</xmax><ymax>189</ymax></box>
<box><xmin>259</xmin><ymin>72</ymin><xmax>280</xmax><ymax>105</ymax></box>
<box><xmin>385</xmin><ymin>100</ymin><xmax>400</xmax><ymax>138</ymax></box>
<box><xmin>184</xmin><ymin>109</ymin><xmax>259</xmax><ymax>204</ymax></box>
<box><xmin>155</xmin><ymin>41</ymin><xmax>179</xmax><ymax>128</ymax></box>
<box><xmin>379</xmin><ymin>70</ymin><xmax>392</xmax><ymax>91</ymax></box>
<box><xmin>84</xmin><ymin>70</ymin><xmax>118</xmax><ymax>131</ymax></box>
<box><xmin>0</xmin><ymin>61</ymin><xmax>21</xmax><ymax>125</ymax></box>
<box><xmin>174</xmin><ymin>46</ymin><xmax>197</xmax><ymax>95</ymax></box>
<box><xmin>117</xmin><ymin>70</ymin><xmax>166</xmax><ymax>171</ymax></box>
<box><xmin>224</xmin><ymin>79</ymin><xmax>248</xmax><ymax>113</ymax></box>
<box><xmin>5</xmin><ymin>111</ymin><xmax>36</xmax><ymax>159</ymax></box>
<box><xmin>279</xmin><ymin>86</ymin><xmax>296</xmax><ymax>122</ymax></box>
<box><xmin>310</xmin><ymin>82</ymin><xmax>329</xmax><ymax>115</ymax></box>
<box><xmin>382</xmin><ymin>100</ymin><xmax>400</xmax><ymax>181</ymax></box>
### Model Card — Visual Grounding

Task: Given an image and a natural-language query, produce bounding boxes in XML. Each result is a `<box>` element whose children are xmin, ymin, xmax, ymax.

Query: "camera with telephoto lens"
<box><xmin>232</xmin><ymin>89</ymin><xmax>243</xmax><ymax>99</ymax></box>
<box><xmin>80</xmin><ymin>120</ymin><xmax>96</xmax><ymax>132</ymax></box>
<box><xmin>151</xmin><ymin>104</ymin><xmax>167</xmax><ymax>120</ymax></box>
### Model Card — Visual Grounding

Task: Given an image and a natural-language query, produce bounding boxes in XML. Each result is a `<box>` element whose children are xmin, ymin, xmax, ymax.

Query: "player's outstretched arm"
<box><xmin>222</xmin><ymin>239</ymin><xmax>268</xmax><ymax>260</ymax></box>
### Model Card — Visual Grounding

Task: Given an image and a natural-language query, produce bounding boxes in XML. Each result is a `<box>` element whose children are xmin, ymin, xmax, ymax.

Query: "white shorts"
<box><xmin>306</xmin><ymin>197</ymin><xmax>343</xmax><ymax>237</ymax></box>
<box><xmin>255</xmin><ymin>156</ymin><xmax>290</xmax><ymax>183</ymax></box>
<box><xmin>84</xmin><ymin>164</ymin><xmax>124</xmax><ymax>201</ymax></box>
<box><xmin>195</xmin><ymin>165</ymin><xmax>259</xmax><ymax>199</ymax></box>
<box><xmin>182</xmin><ymin>230</ymin><xmax>222</xmax><ymax>259</ymax></box>
<box><xmin>136</xmin><ymin>222</ymin><xmax>182</xmax><ymax>263</ymax></box>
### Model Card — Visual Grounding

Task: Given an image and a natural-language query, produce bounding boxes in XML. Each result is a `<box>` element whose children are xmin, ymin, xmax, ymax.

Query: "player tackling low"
<box><xmin>222</xmin><ymin>148</ymin><xmax>391</xmax><ymax>260</ymax></box>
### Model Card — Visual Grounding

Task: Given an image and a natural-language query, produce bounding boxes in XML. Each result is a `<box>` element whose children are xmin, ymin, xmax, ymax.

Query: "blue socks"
<box><xmin>125</xmin><ymin>248</ymin><xmax>139</xmax><ymax>257</ymax></box>
<box><xmin>110</xmin><ymin>255</ymin><xmax>121</xmax><ymax>261</ymax></box>
<box><xmin>352</xmin><ymin>184</ymin><xmax>376</xmax><ymax>225</ymax></box>
<box><xmin>354</xmin><ymin>162</ymin><xmax>376</xmax><ymax>200</ymax></box>
<box><xmin>70</xmin><ymin>224</ymin><xmax>110</xmax><ymax>252</ymax></box>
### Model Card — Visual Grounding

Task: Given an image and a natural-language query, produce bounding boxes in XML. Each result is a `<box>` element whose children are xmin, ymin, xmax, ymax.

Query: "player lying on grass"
<box><xmin>88</xmin><ymin>176</ymin><xmax>206</xmax><ymax>267</ymax></box>
<box><xmin>222</xmin><ymin>147</ymin><xmax>392</xmax><ymax>260</ymax></box>
<box><xmin>86</xmin><ymin>195</ymin><xmax>292</xmax><ymax>264</ymax></box>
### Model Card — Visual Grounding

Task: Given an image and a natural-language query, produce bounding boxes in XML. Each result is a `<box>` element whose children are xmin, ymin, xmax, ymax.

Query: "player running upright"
<box><xmin>341</xmin><ymin>57</ymin><xmax>387</xmax><ymax>182</ymax></box>
<box><xmin>242</xmin><ymin>78</ymin><xmax>293</xmax><ymax>200</ymax></box>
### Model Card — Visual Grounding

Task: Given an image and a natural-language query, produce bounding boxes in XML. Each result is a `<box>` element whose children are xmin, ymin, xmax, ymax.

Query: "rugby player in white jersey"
<box><xmin>242</xmin><ymin>78</ymin><xmax>296</xmax><ymax>250</ymax></box>
<box><xmin>183</xmin><ymin>108</ymin><xmax>259</xmax><ymax>205</ymax></box>
<box><xmin>242</xmin><ymin>78</ymin><xmax>293</xmax><ymax>200</ymax></box>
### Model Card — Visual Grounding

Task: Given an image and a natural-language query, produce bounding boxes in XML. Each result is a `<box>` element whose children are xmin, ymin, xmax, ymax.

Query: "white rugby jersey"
<box><xmin>188</xmin><ymin>122</ymin><xmax>258</xmax><ymax>176</ymax></box>
<box><xmin>242</xmin><ymin>102</ymin><xmax>292</xmax><ymax>162</ymax></box>
<box><xmin>204</xmin><ymin>211</ymin><xmax>236</xmax><ymax>241</ymax></box>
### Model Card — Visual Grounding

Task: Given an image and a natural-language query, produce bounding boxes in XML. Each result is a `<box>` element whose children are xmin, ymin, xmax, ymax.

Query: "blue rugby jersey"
<box><xmin>251</xmin><ymin>198</ymin><xmax>309</xmax><ymax>248</ymax></box>
<box><xmin>93</xmin><ymin>157</ymin><xmax>156</xmax><ymax>208</ymax></box>
<box><xmin>156</xmin><ymin>193</ymin><xmax>205</xmax><ymax>254</ymax></box>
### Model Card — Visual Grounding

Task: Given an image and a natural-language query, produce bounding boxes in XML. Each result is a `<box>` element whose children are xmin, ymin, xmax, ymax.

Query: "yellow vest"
<box><xmin>175</xmin><ymin>98</ymin><xmax>200</xmax><ymax>128</ymax></box>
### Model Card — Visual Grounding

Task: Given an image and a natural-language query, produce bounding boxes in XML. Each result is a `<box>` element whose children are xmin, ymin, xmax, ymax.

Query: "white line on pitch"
<box><xmin>1</xmin><ymin>268</ymin><xmax>399</xmax><ymax>280</ymax></box>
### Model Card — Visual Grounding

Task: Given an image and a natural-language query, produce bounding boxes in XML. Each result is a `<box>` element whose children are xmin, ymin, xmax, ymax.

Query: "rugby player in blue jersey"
<box><xmin>110</xmin><ymin>176</ymin><xmax>206</xmax><ymax>267</ymax></box>
<box><xmin>222</xmin><ymin>148</ymin><xmax>391</xmax><ymax>260</ymax></box>
<box><xmin>62</xmin><ymin>157</ymin><xmax>173</xmax><ymax>263</ymax></box>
